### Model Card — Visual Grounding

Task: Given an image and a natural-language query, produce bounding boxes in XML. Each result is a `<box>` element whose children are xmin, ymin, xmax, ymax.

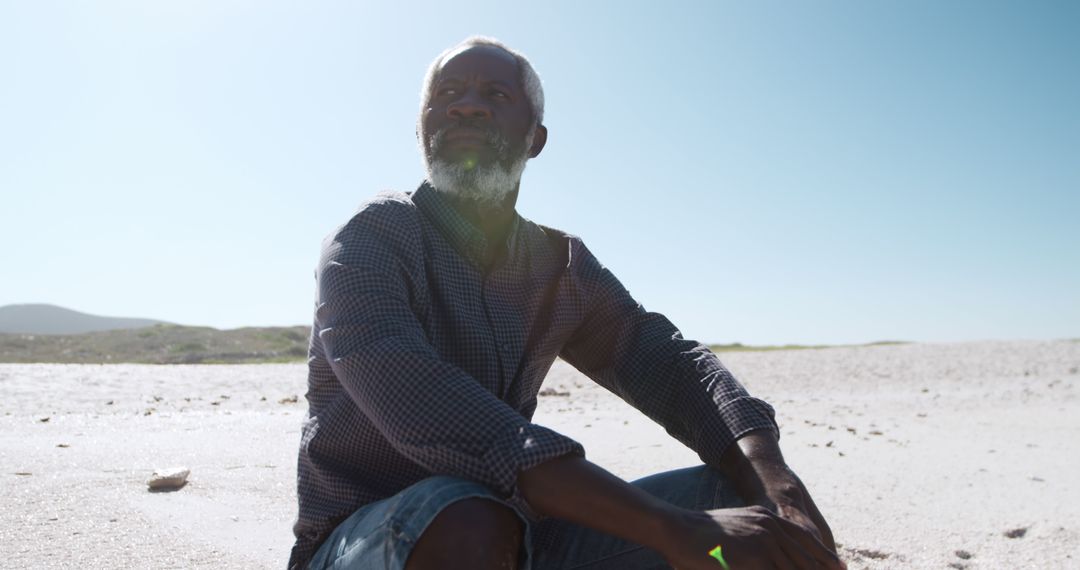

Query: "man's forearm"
<box><xmin>717</xmin><ymin>429</ymin><xmax>797</xmax><ymax>507</ymax></box>
<box><xmin>516</xmin><ymin>430</ymin><xmax>788</xmax><ymax>548</ymax></box>
<box><xmin>516</xmin><ymin>454</ymin><xmax>679</xmax><ymax>552</ymax></box>
<box><xmin>717</xmin><ymin>429</ymin><xmax>839</xmax><ymax>552</ymax></box>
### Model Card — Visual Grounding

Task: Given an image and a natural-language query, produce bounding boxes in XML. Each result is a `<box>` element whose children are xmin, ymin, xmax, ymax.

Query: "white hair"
<box><xmin>419</xmin><ymin>36</ymin><xmax>545</xmax><ymax>127</ymax></box>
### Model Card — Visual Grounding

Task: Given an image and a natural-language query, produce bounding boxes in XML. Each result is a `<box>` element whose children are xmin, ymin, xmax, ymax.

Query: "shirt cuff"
<box><xmin>486</xmin><ymin>423</ymin><xmax>586</xmax><ymax>524</ymax></box>
<box><xmin>696</xmin><ymin>396</ymin><xmax>780</xmax><ymax>466</ymax></box>
<box><xmin>722</xmin><ymin>396</ymin><xmax>780</xmax><ymax>439</ymax></box>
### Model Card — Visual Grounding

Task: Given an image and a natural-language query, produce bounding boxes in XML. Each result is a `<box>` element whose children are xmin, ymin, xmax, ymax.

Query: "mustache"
<box><xmin>429</xmin><ymin>122</ymin><xmax>511</xmax><ymax>157</ymax></box>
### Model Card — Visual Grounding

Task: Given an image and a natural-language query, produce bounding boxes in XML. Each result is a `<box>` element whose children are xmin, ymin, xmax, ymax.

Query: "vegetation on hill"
<box><xmin>0</xmin><ymin>323</ymin><xmax>909</xmax><ymax>365</ymax></box>
<box><xmin>0</xmin><ymin>324</ymin><xmax>310</xmax><ymax>364</ymax></box>
<box><xmin>709</xmin><ymin>340</ymin><xmax>907</xmax><ymax>352</ymax></box>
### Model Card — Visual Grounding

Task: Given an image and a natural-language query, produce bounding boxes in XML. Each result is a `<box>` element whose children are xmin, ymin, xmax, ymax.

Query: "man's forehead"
<box><xmin>435</xmin><ymin>45</ymin><xmax>520</xmax><ymax>83</ymax></box>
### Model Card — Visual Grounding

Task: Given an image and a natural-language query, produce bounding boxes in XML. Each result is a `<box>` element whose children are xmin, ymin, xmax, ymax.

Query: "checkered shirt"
<box><xmin>289</xmin><ymin>182</ymin><xmax>779</xmax><ymax>568</ymax></box>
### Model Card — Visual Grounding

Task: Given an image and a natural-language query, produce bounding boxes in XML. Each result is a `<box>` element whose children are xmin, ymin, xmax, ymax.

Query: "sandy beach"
<box><xmin>1</xmin><ymin>340</ymin><xmax>1077</xmax><ymax>568</ymax></box>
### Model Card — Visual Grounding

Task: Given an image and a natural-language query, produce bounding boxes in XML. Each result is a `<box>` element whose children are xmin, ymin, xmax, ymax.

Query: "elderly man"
<box><xmin>290</xmin><ymin>37</ymin><xmax>843</xmax><ymax>570</ymax></box>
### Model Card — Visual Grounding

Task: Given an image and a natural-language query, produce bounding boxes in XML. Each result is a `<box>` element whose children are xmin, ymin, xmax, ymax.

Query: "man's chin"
<box><xmin>433</xmin><ymin>148</ymin><xmax>499</xmax><ymax>171</ymax></box>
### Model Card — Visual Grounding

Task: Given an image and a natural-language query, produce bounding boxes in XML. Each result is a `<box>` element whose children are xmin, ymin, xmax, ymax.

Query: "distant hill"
<box><xmin>0</xmin><ymin>304</ymin><xmax>169</xmax><ymax>335</ymax></box>
<box><xmin>0</xmin><ymin>324</ymin><xmax>310</xmax><ymax>364</ymax></box>
<box><xmin>0</xmin><ymin>303</ymin><xmax>904</xmax><ymax>364</ymax></box>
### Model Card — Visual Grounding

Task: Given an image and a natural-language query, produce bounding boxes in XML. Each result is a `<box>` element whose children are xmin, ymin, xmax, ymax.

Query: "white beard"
<box><xmin>422</xmin><ymin>126</ymin><xmax>534</xmax><ymax>207</ymax></box>
<box><xmin>426</xmin><ymin>156</ymin><xmax>528</xmax><ymax>207</ymax></box>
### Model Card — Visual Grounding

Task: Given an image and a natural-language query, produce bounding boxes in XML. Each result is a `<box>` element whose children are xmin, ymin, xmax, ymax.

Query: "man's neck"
<box><xmin>444</xmin><ymin>187</ymin><xmax>519</xmax><ymax>249</ymax></box>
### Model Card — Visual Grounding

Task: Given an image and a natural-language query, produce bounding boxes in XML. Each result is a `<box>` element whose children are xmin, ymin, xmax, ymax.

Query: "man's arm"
<box><xmin>553</xmin><ymin>240</ymin><xmax>840</xmax><ymax>562</ymax></box>
<box><xmin>557</xmin><ymin>240</ymin><xmax>781</xmax><ymax>489</ymax></box>
<box><xmin>517</xmin><ymin>452</ymin><xmax>844</xmax><ymax>569</ymax></box>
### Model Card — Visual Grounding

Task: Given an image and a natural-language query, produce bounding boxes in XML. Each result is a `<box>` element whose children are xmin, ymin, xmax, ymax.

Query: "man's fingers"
<box><xmin>799</xmin><ymin>486</ymin><xmax>836</xmax><ymax>552</ymax></box>
<box><xmin>788</xmin><ymin>473</ymin><xmax>837</xmax><ymax>553</ymax></box>
<box><xmin>769</xmin><ymin>530</ymin><xmax>823</xmax><ymax>570</ymax></box>
<box><xmin>771</xmin><ymin>513</ymin><xmax>844</xmax><ymax>569</ymax></box>
<box><xmin>745</xmin><ymin>532</ymin><xmax>800</xmax><ymax>570</ymax></box>
<box><xmin>777</xmin><ymin>502</ymin><xmax>821</xmax><ymax>540</ymax></box>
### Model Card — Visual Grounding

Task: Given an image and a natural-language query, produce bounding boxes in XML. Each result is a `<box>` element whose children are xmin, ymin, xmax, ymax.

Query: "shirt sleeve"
<box><xmin>559</xmin><ymin>240</ymin><xmax>778</xmax><ymax>467</ymax></box>
<box><xmin>316</xmin><ymin>203</ymin><xmax>584</xmax><ymax>518</ymax></box>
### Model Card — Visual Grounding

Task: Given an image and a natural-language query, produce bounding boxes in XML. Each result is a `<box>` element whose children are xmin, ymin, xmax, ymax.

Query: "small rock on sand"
<box><xmin>147</xmin><ymin>467</ymin><xmax>190</xmax><ymax>491</ymax></box>
<box><xmin>1003</xmin><ymin>527</ymin><xmax>1028</xmax><ymax>539</ymax></box>
<box><xmin>278</xmin><ymin>395</ymin><xmax>299</xmax><ymax>404</ymax></box>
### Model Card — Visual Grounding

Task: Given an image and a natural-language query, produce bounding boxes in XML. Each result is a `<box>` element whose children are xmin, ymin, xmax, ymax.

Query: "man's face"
<box><xmin>420</xmin><ymin>46</ymin><xmax>540</xmax><ymax>203</ymax></box>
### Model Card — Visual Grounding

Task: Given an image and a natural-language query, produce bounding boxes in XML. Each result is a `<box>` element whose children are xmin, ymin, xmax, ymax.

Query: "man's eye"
<box><xmin>490</xmin><ymin>90</ymin><xmax>508</xmax><ymax>99</ymax></box>
<box><xmin>437</xmin><ymin>88</ymin><xmax>458</xmax><ymax>96</ymax></box>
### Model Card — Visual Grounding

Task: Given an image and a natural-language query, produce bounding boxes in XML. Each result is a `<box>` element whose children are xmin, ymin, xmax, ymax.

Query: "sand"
<box><xmin>1</xmin><ymin>340</ymin><xmax>1077</xmax><ymax>568</ymax></box>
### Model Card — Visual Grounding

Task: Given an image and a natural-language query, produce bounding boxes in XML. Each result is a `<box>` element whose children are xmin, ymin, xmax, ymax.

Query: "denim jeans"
<box><xmin>307</xmin><ymin>464</ymin><xmax>743</xmax><ymax>570</ymax></box>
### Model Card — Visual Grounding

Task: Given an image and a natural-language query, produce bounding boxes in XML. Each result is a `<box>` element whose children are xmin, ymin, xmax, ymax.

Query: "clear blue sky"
<box><xmin>1</xmin><ymin>1</ymin><xmax>1077</xmax><ymax>345</ymax></box>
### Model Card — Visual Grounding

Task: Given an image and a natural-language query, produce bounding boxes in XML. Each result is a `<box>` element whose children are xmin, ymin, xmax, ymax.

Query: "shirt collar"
<box><xmin>412</xmin><ymin>181</ymin><xmax>520</xmax><ymax>268</ymax></box>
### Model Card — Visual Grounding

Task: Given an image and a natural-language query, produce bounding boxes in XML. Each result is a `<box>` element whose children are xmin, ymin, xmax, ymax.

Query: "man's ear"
<box><xmin>528</xmin><ymin>124</ymin><xmax>548</xmax><ymax>159</ymax></box>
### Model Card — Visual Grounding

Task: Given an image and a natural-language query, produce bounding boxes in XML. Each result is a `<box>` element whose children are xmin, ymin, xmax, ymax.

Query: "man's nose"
<box><xmin>447</xmin><ymin>90</ymin><xmax>491</xmax><ymax>120</ymax></box>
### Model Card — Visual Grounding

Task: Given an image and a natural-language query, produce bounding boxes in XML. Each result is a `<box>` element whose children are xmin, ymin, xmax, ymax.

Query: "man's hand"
<box><xmin>718</xmin><ymin>430</ymin><xmax>840</xmax><ymax>555</ymax></box>
<box><xmin>759</xmin><ymin>468</ymin><xmax>837</xmax><ymax>553</ymax></box>
<box><xmin>656</xmin><ymin>505</ymin><xmax>845</xmax><ymax>570</ymax></box>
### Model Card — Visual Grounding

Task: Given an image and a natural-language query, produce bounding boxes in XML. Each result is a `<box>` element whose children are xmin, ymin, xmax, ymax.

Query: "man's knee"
<box><xmin>405</xmin><ymin>498</ymin><xmax>525</xmax><ymax>570</ymax></box>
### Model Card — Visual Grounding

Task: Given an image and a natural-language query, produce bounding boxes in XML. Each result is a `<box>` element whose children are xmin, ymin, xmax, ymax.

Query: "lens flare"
<box><xmin>708</xmin><ymin>545</ymin><xmax>730</xmax><ymax>569</ymax></box>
